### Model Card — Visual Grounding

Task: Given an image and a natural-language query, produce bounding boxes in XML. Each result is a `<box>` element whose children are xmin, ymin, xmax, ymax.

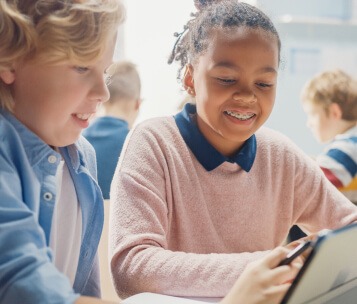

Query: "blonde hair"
<box><xmin>301</xmin><ymin>69</ymin><xmax>357</xmax><ymax>121</ymax></box>
<box><xmin>0</xmin><ymin>0</ymin><xmax>125</xmax><ymax>111</ymax></box>
<box><xmin>106</xmin><ymin>61</ymin><xmax>141</xmax><ymax>103</ymax></box>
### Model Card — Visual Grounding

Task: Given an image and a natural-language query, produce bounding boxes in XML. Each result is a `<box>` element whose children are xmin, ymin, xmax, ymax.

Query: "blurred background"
<box><xmin>115</xmin><ymin>0</ymin><xmax>357</xmax><ymax>156</ymax></box>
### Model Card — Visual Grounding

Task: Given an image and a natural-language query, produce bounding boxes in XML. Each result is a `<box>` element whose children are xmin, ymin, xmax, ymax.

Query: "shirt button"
<box><xmin>43</xmin><ymin>192</ymin><xmax>53</xmax><ymax>201</ymax></box>
<box><xmin>48</xmin><ymin>155</ymin><xmax>57</xmax><ymax>164</ymax></box>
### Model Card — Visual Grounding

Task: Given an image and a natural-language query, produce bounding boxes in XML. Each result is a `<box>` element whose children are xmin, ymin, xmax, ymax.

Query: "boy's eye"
<box><xmin>74</xmin><ymin>66</ymin><xmax>89</xmax><ymax>74</ymax></box>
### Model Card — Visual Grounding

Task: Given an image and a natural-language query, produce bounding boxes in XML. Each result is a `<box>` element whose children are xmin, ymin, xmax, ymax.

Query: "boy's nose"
<box><xmin>90</xmin><ymin>78</ymin><xmax>110</xmax><ymax>103</ymax></box>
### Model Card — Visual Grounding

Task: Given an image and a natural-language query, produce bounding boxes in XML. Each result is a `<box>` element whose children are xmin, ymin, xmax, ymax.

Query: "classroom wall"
<box><xmin>116</xmin><ymin>0</ymin><xmax>357</xmax><ymax>156</ymax></box>
<box><xmin>259</xmin><ymin>0</ymin><xmax>357</xmax><ymax>156</ymax></box>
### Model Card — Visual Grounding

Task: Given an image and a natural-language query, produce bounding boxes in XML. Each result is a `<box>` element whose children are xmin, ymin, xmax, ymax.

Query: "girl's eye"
<box><xmin>256</xmin><ymin>82</ymin><xmax>273</xmax><ymax>88</ymax></box>
<box><xmin>217</xmin><ymin>78</ymin><xmax>236</xmax><ymax>85</ymax></box>
<box><xmin>74</xmin><ymin>66</ymin><xmax>89</xmax><ymax>74</ymax></box>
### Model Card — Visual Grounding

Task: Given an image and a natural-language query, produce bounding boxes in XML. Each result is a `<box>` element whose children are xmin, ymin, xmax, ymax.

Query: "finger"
<box><xmin>267</xmin><ymin>262</ymin><xmax>302</xmax><ymax>285</ymax></box>
<box><xmin>263</xmin><ymin>247</ymin><xmax>291</xmax><ymax>269</ymax></box>
<box><xmin>300</xmin><ymin>233</ymin><xmax>319</xmax><ymax>242</ymax></box>
<box><xmin>285</xmin><ymin>240</ymin><xmax>303</xmax><ymax>250</ymax></box>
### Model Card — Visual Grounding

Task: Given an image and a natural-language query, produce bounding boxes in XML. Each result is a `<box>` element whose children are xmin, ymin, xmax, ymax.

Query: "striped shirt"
<box><xmin>317</xmin><ymin>125</ymin><xmax>357</xmax><ymax>203</ymax></box>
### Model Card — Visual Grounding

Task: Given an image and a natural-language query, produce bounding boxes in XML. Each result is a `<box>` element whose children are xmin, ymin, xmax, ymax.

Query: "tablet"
<box><xmin>281</xmin><ymin>223</ymin><xmax>357</xmax><ymax>304</ymax></box>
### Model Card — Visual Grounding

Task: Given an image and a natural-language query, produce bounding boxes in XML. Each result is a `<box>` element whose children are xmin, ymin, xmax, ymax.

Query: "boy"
<box><xmin>0</xmin><ymin>1</ymin><xmax>124</xmax><ymax>303</ymax></box>
<box><xmin>301</xmin><ymin>69</ymin><xmax>357</xmax><ymax>203</ymax></box>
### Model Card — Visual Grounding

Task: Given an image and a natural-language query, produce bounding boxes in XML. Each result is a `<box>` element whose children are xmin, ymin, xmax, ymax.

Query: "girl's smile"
<box><xmin>184</xmin><ymin>27</ymin><xmax>279</xmax><ymax>157</ymax></box>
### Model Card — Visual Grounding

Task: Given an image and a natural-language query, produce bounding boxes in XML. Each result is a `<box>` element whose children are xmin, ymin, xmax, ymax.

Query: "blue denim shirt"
<box><xmin>0</xmin><ymin>110</ymin><xmax>104</xmax><ymax>303</ymax></box>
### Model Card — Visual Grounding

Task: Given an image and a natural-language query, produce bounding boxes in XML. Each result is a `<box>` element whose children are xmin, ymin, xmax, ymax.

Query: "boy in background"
<box><xmin>301</xmin><ymin>69</ymin><xmax>357</xmax><ymax>203</ymax></box>
<box><xmin>84</xmin><ymin>61</ymin><xmax>141</xmax><ymax>199</ymax></box>
<box><xmin>290</xmin><ymin>69</ymin><xmax>357</xmax><ymax>242</ymax></box>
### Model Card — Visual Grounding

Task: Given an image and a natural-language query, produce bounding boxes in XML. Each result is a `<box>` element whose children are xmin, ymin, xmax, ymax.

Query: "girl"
<box><xmin>0</xmin><ymin>1</ymin><xmax>302</xmax><ymax>304</ymax></box>
<box><xmin>0</xmin><ymin>1</ymin><xmax>124</xmax><ymax>303</ymax></box>
<box><xmin>109</xmin><ymin>0</ymin><xmax>357</xmax><ymax>301</ymax></box>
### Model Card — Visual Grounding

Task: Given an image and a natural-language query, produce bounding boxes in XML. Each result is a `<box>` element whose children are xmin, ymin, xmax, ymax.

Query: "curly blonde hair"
<box><xmin>301</xmin><ymin>69</ymin><xmax>357</xmax><ymax>121</ymax></box>
<box><xmin>0</xmin><ymin>0</ymin><xmax>125</xmax><ymax>111</ymax></box>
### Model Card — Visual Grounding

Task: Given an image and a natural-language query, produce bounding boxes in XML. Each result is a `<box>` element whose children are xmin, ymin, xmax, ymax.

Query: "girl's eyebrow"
<box><xmin>257</xmin><ymin>66</ymin><xmax>278</xmax><ymax>74</ymax></box>
<box><xmin>213</xmin><ymin>61</ymin><xmax>277</xmax><ymax>74</ymax></box>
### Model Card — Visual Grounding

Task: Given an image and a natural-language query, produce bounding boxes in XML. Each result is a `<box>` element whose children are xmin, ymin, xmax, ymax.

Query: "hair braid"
<box><xmin>168</xmin><ymin>0</ymin><xmax>281</xmax><ymax>82</ymax></box>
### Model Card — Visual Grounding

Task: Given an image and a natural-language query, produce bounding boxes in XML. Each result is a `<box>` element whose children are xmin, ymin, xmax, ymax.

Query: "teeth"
<box><xmin>76</xmin><ymin>113</ymin><xmax>92</xmax><ymax>120</ymax></box>
<box><xmin>226</xmin><ymin>110</ymin><xmax>255</xmax><ymax>121</ymax></box>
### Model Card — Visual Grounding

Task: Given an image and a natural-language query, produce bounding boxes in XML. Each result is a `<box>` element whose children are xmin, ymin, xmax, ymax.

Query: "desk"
<box><xmin>121</xmin><ymin>292</ymin><xmax>221</xmax><ymax>304</ymax></box>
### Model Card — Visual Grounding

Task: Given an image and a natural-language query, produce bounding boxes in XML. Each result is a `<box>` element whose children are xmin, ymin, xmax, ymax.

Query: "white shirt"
<box><xmin>50</xmin><ymin>160</ymin><xmax>82</xmax><ymax>285</ymax></box>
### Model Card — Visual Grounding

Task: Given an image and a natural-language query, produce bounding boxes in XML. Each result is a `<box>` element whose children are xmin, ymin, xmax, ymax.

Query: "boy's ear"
<box><xmin>0</xmin><ymin>69</ymin><xmax>15</xmax><ymax>84</ymax></box>
<box><xmin>183</xmin><ymin>64</ymin><xmax>195</xmax><ymax>96</ymax></box>
<box><xmin>329</xmin><ymin>102</ymin><xmax>342</xmax><ymax>120</ymax></box>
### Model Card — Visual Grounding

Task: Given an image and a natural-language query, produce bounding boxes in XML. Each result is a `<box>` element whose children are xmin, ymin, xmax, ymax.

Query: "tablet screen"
<box><xmin>281</xmin><ymin>223</ymin><xmax>357</xmax><ymax>304</ymax></box>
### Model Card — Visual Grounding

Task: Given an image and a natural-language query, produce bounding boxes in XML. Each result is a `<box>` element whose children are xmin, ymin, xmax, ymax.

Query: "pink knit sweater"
<box><xmin>109</xmin><ymin>117</ymin><xmax>357</xmax><ymax>298</ymax></box>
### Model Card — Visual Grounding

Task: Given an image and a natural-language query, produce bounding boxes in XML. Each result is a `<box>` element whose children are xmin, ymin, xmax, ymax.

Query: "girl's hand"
<box><xmin>220</xmin><ymin>247</ymin><xmax>303</xmax><ymax>304</ymax></box>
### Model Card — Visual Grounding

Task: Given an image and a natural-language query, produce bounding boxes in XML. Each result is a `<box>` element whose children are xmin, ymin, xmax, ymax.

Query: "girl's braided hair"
<box><xmin>168</xmin><ymin>0</ymin><xmax>281</xmax><ymax>80</ymax></box>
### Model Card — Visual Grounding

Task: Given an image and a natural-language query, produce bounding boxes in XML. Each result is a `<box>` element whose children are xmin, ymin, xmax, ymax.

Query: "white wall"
<box><xmin>117</xmin><ymin>0</ymin><xmax>196</xmax><ymax>122</ymax></box>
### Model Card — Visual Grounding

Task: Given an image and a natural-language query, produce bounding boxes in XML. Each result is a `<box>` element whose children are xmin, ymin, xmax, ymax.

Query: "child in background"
<box><xmin>301</xmin><ymin>69</ymin><xmax>357</xmax><ymax>203</ymax></box>
<box><xmin>84</xmin><ymin>61</ymin><xmax>142</xmax><ymax>199</ymax></box>
<box><xmin>109</xmin><ymin>0</ymin><xmax>357</xmax><ymax>300</ymax></box>
<box><xmin>0</xmin><ymin>1</ymin><xmax>124</xmax><ymax>303</ymax></box>
<box><xmin>290</xmin><ymin>69</ymin><xmax>357</xmax><ymax>242</ymax></box>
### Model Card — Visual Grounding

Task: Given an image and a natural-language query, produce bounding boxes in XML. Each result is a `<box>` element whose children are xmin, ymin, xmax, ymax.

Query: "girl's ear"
<box><xmin>0</xmin><ymin>69</ymin><xmax>15</xmax><ymax>84</ymax></box>
<box><xmin>329</xmin><ymin>102</ymin><xmax>342</xmax><ymax>120</ymax></box>
<box><xmin>183</xmin><ymin>64</ymin><xmax>195</xmax><ymax>96</ymax></box>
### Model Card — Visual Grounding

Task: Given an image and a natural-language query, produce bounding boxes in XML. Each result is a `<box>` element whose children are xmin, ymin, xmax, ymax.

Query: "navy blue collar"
<box><xmin>174</xmin><ymin>103</ymin><xmax>256</xmax><ymax>172</ymax></box>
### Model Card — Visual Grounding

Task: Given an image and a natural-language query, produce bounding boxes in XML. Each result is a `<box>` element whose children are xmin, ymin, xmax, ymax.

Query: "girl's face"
<box><xmin>5</xmin><ymin>40</ymin><xmax>115</xmax><ymax>147</ymax></box>
<box><xmin>185</xmin><ymin>27</ymin><xmax>279</xmax><ymax>156</ymax></box>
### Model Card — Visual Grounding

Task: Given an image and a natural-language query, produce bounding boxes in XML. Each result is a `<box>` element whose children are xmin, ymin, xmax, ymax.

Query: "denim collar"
<box><xmin>1</xmin><ymin>109</ymin><xmax>82</xmax><ymax>170</ymax></box>
<box><xmin>174</xmin><ymin>103</ymin><xmax>256</xmax><ymax>172</ymax></box>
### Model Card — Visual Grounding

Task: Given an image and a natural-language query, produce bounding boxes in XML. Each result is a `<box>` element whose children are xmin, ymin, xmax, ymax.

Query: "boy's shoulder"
<box><xmin>0</xmin><ymin>112</ymin><xmax>23</xmax><ymax>149</ymax></box>
<box><xmin>334</xmin><ymin>126</ymin><xmax>357</xmax><ymax>144</ymax></box>
<box><xmin>0</xmin><ymin>112</ymin><xmax>31</xmax><ymax>170</ymax></box>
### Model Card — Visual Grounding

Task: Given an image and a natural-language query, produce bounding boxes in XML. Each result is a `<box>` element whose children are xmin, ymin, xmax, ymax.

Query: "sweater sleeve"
<box><xmin>274</xmin><ymin>132</ymin><xmax>357</xmax><ymax>232</ymax></box>
<box><xmin>109</xmin><ymin>121</ymin><xmax>267</xmax><ymax>299</ymax></box>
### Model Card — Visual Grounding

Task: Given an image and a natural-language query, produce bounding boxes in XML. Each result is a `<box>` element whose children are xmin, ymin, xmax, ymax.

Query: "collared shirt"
<box><xmin>0</xmin><ymin>109</ymin><xmax>103</xmax><ymax>303</ymax></box>
<box><xmin>174</xmin><ymin>103</ymin><xmax>256</xmax><ymax>172</ymax></box>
